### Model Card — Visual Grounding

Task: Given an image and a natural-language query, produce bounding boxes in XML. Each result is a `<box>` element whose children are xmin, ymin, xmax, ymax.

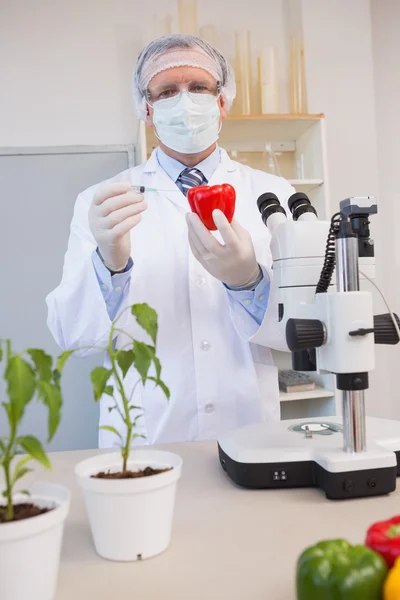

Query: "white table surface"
<box><xmin>31</xmin><ymin>442</ymin><xmax>400</xmax><ymax>600</ymax></box>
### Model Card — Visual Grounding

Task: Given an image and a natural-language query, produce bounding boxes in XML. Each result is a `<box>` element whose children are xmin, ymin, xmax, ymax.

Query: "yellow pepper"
<box><xmin>384</xmin><ymin>557</ymin><xmax>400</xmax><ymax>600</ymax></box>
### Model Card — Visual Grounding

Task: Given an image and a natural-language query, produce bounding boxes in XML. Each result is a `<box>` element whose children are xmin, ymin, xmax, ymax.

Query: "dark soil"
<box><xmin>0</xmin><ymin>503</ymin><xmax>50</xmax><ymax>523</ymax></box>
<box><xmin>92</xmin><ymin>466</ymin><xmax>172</xmax><ymax>479</ymax></box>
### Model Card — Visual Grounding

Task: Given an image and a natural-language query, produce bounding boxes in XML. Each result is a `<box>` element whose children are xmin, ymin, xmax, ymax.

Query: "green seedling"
<box><xmin>0</xmin><ymin>341</ymin><xmax>71</xmax><ymax>521</ymax></box>
<box><xmin>90</xmin><ymin>303</ymin><xmax>170</xmax><ymax>473</ymax></box>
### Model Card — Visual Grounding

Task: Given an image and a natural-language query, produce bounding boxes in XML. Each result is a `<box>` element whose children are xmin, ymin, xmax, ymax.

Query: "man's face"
<box><xmin>145</xmin><ymin>65</ymin><xmax>227</xmax><ymax>129</ymax></box>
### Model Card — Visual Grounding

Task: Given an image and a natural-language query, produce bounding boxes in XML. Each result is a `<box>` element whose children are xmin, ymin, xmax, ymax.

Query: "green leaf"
<box><xmin>142</xmin><ymin>345</ymin><xmax>163</xmax><ymax>382</ymax></box>
<box><xmin>131</xmin><ymin>303</ymin><xmax>158</xmax><ymax>345</ymax></box>
<box><xmin>0</xmin><ymin>438</ymin><xmax>6</xmax><ymax>453</ymax></box>
<box><xmin>5</xmin><ymin>356</ymin><xmax>36</xmax><ymax>425</ymax></box>
<box><xmin>26</xmin><ymin>349</ymin><xmax>52</xmax><ymax>382</ymax></box>
<box><xmin>20</xmin><ymin>490</ymin><xmax>31</xmax><ymax>497</ymax></box>
<box><xmin>104</xmin><ymin>385</ymin><xmax>114</xmax><ymax>397</ymax></box>
<box><xmin>56</xmin><ymin>350</ymin><xmax>74</xmax><ymax>373</ymax></box>
<box><xmin>133</xmin><ymin>341</ymin><xmax>153</xmax><ymax>383</ymax></box>
<box><xmin>99</xmin><ymin>425</ymin><xmax>122</xmax><ymax>441</ymax></box>
<box><xmin>0</xmin><ymin>342</ymin><xmax>3</xmax><ymax>362</ymax></box>
<box><xmin>148</xmin><ymin>377</ymin><xmax>170</xmax><ymax>400</ymax></box>
<box><xmin>153</xmin><ymin>355</ymin><xmax>162</xmax><ymax>380</ymax></box>
<box><xmin>37</xmin><ymin>380</ymin><xmax>62</xmax><ymax>441</ymax></box>
<box><xmin>117</xmin><ymin>350</ymin><xmax>135</xmax><ymax>378</ymax></box>
<box><xmin>132</xmin><ymin>433</ymin><xmax>146</xmax><ymax>441</ymax></box>
<box><xmin>13</xmin><ymin>455</ymin><xmax>31</xmax><ymax>471</ymax></box>
<box><xmin>159</xmin><ymin>380</ymin><xmax>170</xmax><ymax>400</ymax></box>
<box><xmin>107</xmin><ymin>406</ymin><xmax>116</xmax><ymax>413</ymax></box>
<box><xmin>90</xmin><ymin>367</ymin><xmax>112</xmax><ymax>401</ymax></box>
<box><xmin>11</xmin><ymin>466</ymin><xmax>32</xmax><ymax>486</ymax></box>
<box><xmin>2</xmin><ymin>403</ymin><xmax>12</xmax><ymax>428</ymax></box>
<box><xmin>17</xmin><ymin>435</ymin><xmax>51</xmax><ymax>470</ymax></box>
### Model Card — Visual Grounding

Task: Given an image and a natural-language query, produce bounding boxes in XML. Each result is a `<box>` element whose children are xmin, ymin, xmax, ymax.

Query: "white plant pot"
<box><xmin>0</xmin><ymin>483</ymin><xmax>70</xmax><ymax>600</ymax></box>
<box><xmin>75</xmin><ymin>450</ymin><xmax>182</xmax><ymax>562</ymax></box>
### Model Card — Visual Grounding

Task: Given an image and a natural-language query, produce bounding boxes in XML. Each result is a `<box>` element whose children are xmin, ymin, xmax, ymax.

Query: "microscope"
<box><xmin>218</xmin><ymin>193</ymin><xmax>400</xmax><ymax>500</ymax></box>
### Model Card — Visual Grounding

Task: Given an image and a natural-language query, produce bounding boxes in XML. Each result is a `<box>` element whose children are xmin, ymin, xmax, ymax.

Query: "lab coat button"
<box><xmin>259</xmin><ymin>294</ymin><xmax>265</xmax><ymax>301</ymax></box>
<box><xmin>114</xmin><ymin>286</ymin><xmax>122</xmax><ymax>293</ymax></box>
<box><xmin>205</xmin><ymin>403</ymin><xmax>215</xmax><ymax>414</ymax></box>
<box><xmin>195</xmin><ymin>276</ymin><xmax>206</xmax><ymax>287</ymax></box>
<box><xmin>200</xmin><ymin>340</ymin><xmax>211</xmax><ymax>351</ymax></box>
<box><xmin>243</xmin><ymin>298</ymin><xmax>251</xmax><ymax>306</ymax></box>
<box><xmin>101</xmin><ymin>284</ymin><xmax>108</xmax><ymax>291</ymax></box>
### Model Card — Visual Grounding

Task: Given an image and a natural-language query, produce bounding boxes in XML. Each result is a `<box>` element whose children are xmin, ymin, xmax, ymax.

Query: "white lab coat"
<box><xmin>47</xmin><ymin>148</ymin><xmax>295</xmax><ymax>448</ymax></box>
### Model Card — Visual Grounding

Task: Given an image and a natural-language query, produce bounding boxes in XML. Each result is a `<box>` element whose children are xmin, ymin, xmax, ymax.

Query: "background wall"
<box><xmin>0</xmin><ymin>0</ymin><xmax>289</xmax><ymax>147</ymax></box>
<box><xmin>370</xmin><ymin>0</ymin><xmax>400</xmax><ymax>420</ymax></box>
<box><xmin>1</xmin><ymin>0</ymin><xmax>399</xmax><ymax>448</ymax></box>
<box><xmin>0</xmin><ymin>148</ymin><xmax>132</xmax><ymax>451</ymax></box>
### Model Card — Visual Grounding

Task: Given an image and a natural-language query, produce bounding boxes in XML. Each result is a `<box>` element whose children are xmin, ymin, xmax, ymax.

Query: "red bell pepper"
<box><xmin>187</xmin><ymin>184</ymin><xmax>236</xmax><ymax>231</ymax></box>
<box><xmin>366</xmin><ymin>516</ymin><xmax>400</xmax><ymax>567</ymax></box>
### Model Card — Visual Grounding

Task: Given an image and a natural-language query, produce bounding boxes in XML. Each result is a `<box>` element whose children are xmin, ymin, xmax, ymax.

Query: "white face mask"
<box><xmin>152</xmin><ymin>92</ymin><xmax>221</xmax><ymax>154</ymax></box>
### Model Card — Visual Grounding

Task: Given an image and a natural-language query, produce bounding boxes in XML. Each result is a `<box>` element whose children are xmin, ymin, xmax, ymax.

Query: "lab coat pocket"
<box><xmin>253</xmin><ymin>361</ymin><xmax>280</xmax><ymax>422</ymax></box>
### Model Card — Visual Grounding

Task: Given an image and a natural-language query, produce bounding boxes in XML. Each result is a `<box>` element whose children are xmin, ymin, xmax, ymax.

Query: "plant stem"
<box><xmin>113</xmin><ymin>329</ymin><xmax>138</xmax><ymax>346</ymax></box>
<box><xmin>2</xmin><ymin>421</ymin><xmax>18</xmax><ymax>521</ymax></box>
<box><xmin>3</xmin><ymin>458</ymin><xmax>13</xmax><ymax>520</ymax></box>
<box><xmin>109</xmin><ymin>321</ymin><xmax>132</xmax><ymax>474</ymax></box>
<box><xmin>122</xmin><ymin>421</ymin><xmax>132</xmax><ymax>473</ymax></box>
<box><xmin>112</xmin><ymin>305</ymin><xmax>132</xmax><ymax>328</ymax></box>
<box><xmin>111</xmin><ymin>398</ymin><xmax>126</xmax><ymax>422</ymax></box>
<box><xmin>127</xmin><ymin>378</ymin><xmax>142</xmax><ymax>406</ymax></box>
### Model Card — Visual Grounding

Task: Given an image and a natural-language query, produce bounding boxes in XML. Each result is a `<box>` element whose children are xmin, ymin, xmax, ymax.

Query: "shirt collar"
<box><xmin>156</xmin><ymin>146</ymin><xmax>221</xmax><ymax>184</ymax></box>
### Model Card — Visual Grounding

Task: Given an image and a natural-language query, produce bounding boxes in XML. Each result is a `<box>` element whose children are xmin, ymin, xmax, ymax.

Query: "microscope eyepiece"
<box><xmin>288</xmin><ymin>192</ymin><xmax>318</xmax><ymax>221</ymax></box>
<box><xmin>257</xmin><ymin>192</ymin><xmax>286</xmax><ymax>227</ymax></box>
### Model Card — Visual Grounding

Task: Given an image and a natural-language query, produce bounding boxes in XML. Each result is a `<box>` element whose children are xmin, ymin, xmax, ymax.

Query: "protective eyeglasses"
<box><xmin>146</xmin><ymin>80</ymin><xmax>221</xmax><ymax>108</ymax></box>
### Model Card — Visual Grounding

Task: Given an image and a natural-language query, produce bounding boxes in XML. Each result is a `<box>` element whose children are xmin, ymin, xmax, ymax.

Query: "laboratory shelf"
<box><xmin>279</xmin><ymin>388</ymin><xmax>335</xmax><ymax>402</ymax></box>
<box><xmin>289</xmin><ymin>178</ymin><xmax>324</xmax><ymax>193</ymax></box>
<box><xmin>223</xmin><ymin>114</ymin><xmax>325</xmax><ymax>142</ymax></box>
<box><xmin>226</xmin><ymin>113</ymin><xmax>324</xmax><ymax>120</ymax></box>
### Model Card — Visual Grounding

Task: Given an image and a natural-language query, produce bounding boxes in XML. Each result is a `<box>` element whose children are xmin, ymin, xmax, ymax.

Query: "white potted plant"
<box><xmin>75</xmin><ymin>303</ymin><xmax>182</xmax><ymax>562</ymax></box>
<box><xmin>0</xmin><ymin>340</ymin><xmax>71</xmax><ymax>600</ymax></box>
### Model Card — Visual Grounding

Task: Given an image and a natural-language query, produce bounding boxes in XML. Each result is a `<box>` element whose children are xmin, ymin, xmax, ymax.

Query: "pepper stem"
<box><xmin>387</xmin><ymin>524</ymin><xmax>400</xmax><ymax>538</ymax></box>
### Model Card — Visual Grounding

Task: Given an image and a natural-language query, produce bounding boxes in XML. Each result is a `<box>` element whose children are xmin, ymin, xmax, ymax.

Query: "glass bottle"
<box><xmin>289</xmin><ymin>36</ymin><xmax>307</xmax><ymax>113</ymax></box>
<box><xmin>284</xmin><ymin>0</ymin><xmax>308</xmax><ymax>114</ymax></box>
<box><xmin>263</xmin><ymin>143</ymin><xmax>281</xmax><ymax>176</ymax></box>
<box><xmin>258</xmin><ymin>46</ymin><xmax>279</xmax><ymax>114</ymax></box>
<box><xmin>234</xmin><ymin>30</ymin><xmax>253</xmax><ymax>115</ymax></box>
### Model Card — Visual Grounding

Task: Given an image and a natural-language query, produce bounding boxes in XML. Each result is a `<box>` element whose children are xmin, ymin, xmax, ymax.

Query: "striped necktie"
<box><xmin>177</xmin><ymin>167</ymin><xmax>205</xmax><ymax>196</ymax></box>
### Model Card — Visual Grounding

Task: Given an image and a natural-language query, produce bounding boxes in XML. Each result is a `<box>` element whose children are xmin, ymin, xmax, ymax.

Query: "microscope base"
<box><xmin>217</xmin><ymin>416</ymin><xmax>400</xmax><ymax>500</ymax></box>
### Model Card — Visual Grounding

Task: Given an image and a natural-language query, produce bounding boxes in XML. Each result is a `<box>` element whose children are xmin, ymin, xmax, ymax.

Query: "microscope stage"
<box><xmin>218</xmin><ymin>417</ymin><xmax>400</xmax><ymax>499</ymax></box>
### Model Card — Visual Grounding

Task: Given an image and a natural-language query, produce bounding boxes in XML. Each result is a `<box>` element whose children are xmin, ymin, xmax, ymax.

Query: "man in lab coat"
<box><xmin>47</xmin><ymin>34</ymin><xmax>295</xmax><ymax>448</ymax></box>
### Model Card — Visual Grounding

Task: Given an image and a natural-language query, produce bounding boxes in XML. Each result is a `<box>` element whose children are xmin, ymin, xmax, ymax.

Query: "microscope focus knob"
<box><xmin>286</xmin><ymin>319</ymin><xmax>326</xmax><ymax>351</ymax></box>
<box><xmin>374</xmin><ymin>313</ymin><xmax>400</xmax><ymax>345</ymax></box>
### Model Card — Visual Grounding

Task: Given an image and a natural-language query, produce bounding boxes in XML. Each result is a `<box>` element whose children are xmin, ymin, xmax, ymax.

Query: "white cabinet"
<box><xmin>137</xmin><ymin>114</ymin><xmax>336</xmax><ymax>420</ymax></box>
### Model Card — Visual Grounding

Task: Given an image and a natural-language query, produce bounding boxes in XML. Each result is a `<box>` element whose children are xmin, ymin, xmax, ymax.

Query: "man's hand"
<box><xmin>186</xmin><ymin>209</ymin><xmax>261</xmax><ymax>288</ymax></box>
<box><xmin>89</xmin><ymin>182</ymin><xmax>147</xmax><ymax>272</ymax></box>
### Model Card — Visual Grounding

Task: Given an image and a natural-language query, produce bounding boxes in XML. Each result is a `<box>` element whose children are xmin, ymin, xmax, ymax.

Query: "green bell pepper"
<box><xmin>296</xmin><ymin>539</ymin><xmax>388</xmax><ymax>599</ymax></box>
